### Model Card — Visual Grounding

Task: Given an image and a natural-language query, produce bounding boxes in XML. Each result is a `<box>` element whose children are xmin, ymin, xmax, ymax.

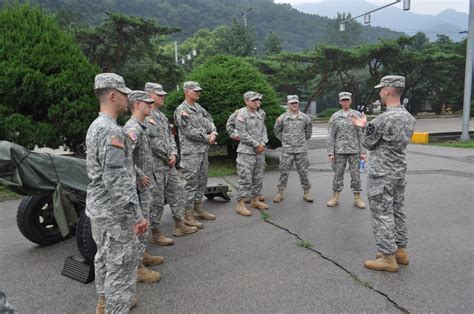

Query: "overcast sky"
<box><xmin>274</xmin><ymin>0</ymin><xmax>469</xmax><ymax>15</ymax></box>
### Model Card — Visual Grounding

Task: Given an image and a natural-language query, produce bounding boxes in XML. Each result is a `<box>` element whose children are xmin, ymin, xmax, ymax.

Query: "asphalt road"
<box><xmin>0</xmin><ymin>143</ymin><xmax>473</xmax><ymax>313</ymax></box>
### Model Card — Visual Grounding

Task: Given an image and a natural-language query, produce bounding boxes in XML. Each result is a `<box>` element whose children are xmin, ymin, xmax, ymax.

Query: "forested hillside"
<box><xmin>27</xmin><ymin>0</ymin><xmax>402</xmax><ymax>51</ymax></box>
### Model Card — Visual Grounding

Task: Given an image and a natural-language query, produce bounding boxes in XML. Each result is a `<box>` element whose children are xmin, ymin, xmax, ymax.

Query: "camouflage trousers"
<box><xmin>236</xmin><ymin>153</ymin><xmax>266</xmax><ymax>199</ymax></box>
<box><xmin>150</xmin><ymin>166</ymin><xmax>185</xmax><ymax>231</ymax></box>
<box><xmin>137</xmin><ymin>187</ymin><xmax>152</xmax><ymax>263</ymax></box>
<box><xmin>90</xmin><ymin>218</ymin><xmax>137</xmax><ymax>313</ymax></box>
<box><xmin>367</xmin><ymin>176</ymin><xmax>408</xmax><ymax>255</ymax></box>
<box><xmin>331</xmin><ymin>154</ymin><xmax>361</xmax><ymax>192</ymax></box>
<box><xmin>277</xmin><ymin>152</ymin><xmax>311</xmax><ymax>191</ymax></box>
<box><xmin>180</xmin><ymin>152</ymin><xmax>209</xmax><ymax>209</ymax></box>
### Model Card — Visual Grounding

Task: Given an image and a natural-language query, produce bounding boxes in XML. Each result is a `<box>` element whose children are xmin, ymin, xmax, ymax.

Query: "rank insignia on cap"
<box><xmin>127</xmin><ymin>130</ymin><xmax>138</xmax><ymax>143</ymax></box>
<box><xmin>148</xmin><ymin>117</ymin><xmax>157</xmax><ymax>125</ymax></box>
<box><xmin>110</xmin><ymin>136</ymin><xmax>124</xmax><ymax>148</ymax></box>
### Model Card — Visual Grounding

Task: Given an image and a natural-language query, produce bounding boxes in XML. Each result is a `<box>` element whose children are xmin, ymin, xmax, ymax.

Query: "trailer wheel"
<box><xmin>17</xmin><ymin>194</ymin><xmax>64</xmax><ymax>246</ymax></box>
<box><xmin>76</xmin><ymin>210</ymin><xmax>97</xmax><ymax>263</ymax></box>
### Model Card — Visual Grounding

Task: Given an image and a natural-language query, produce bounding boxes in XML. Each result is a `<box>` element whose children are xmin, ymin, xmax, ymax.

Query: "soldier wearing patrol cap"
<box><xmin>174</xmin><ymin>81</ymin><xmax>217</xmax><ymax>226</ymax></box>
<box><xmin>145</xmin><ymin>82</ymin><xmax>198</xmax><ymax>246</ymax></box>
<box><xmin>227</xmin><ymin>104</ymin><xmax>267</xmax><ymax>204</ymax></box>
<box><xmin>234</xmin><ymin>91</ymin><xmax>270</xmax><ymax>216</ymax></box>
<box><xmin>326</xmin><ymin>91</ymin><xmax>367</xmax><ymax>209</ymax></box>
<box><xmin>273</xmin><ymin>95</ymin><xmax>314</xmax><ymax>203</ymax></box>
<box><xmin>86</xmin><ymin>73</ymin><xmax>148</xmax><ymax>313</ymax></box>
<box><xmin>124</xmin><ymin>91</ymin><xmax>163</xmax><ymax>283</ymax></box>
<box><xmin>352</xmin><ymin>75</ymin><xmax>415</xmax><ymax>272</ymax></box>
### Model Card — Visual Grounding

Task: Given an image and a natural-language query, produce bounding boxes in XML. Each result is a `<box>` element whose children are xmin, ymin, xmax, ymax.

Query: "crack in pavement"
<box><xmin>261</xmin><ymin>214</ymin><xmax>410</xmax><ymax>313</ymax></box>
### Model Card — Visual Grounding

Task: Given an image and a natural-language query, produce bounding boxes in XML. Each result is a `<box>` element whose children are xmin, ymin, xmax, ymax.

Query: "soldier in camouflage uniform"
<box><xmin>226</xmin><ymin>107</ymin><xmax>266</xmax><ymax>204</ymax></box>
<box><xmin>234</xmin><ymin>91</ymin><xmax>270</xmax><ymax>216</ymax></box>
<box><xmin>145</xmin><ymin>82</ymin><xmax>198</xmax><ymax>245</ymax></box>
<box><xmin>273</xmin><ymin>95</ymin><xmax>314</xmax><ymax>203</ymax></box>
<box><xmin>174</xmin><ymin>81</ymin><xmax>217</xmax><ymax>224</ymax></box>
<box><xmin>124</xmin><ymin>91</ymin><xmax>162</xmax><ymax>283</ymax></box>
<box><xmin>326</xmin><ymin>92</ymin><xmax>367</xmax><ymax>209</ymax></box>
<box><xmin>352</xmin><ymin>75</ymin><xmax>415</xmax><ymax>272</ymax></box>
<box><xmin>86</xmin><ymin>73</ymin><xmax>148</xmax><ymax>313</ymax></box>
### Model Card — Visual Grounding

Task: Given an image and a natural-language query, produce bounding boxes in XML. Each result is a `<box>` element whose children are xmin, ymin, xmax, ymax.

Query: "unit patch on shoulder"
<box><xmin>366</xmin><ymin>124</ymin><xmax>375</xmax><ymax>136</ymax></box>
<box><xmin>181</xmin><ymin>110</ymin><xmax>190</xmax><ymax>117</ymax></box>
<box><xmin>237</xmin><ymin>115</ymin><xmax>246</xmax><ymax>122</ymax></box>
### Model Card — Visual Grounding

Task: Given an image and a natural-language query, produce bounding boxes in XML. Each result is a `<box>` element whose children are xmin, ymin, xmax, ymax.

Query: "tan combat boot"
<box><xmin>143</xmin><ymin>251</ymin><xmax>164</xmax><ymax>266</ymax></box>
<box><xmin>174</xmin><ymin>220</ymin><xmax>198</xmax><ymax>236</ymax></box>
<box><xmin>326</xmin><ymin>191</ymin><xmax>340</xmax><ymax>207</ymax></box>
<box><xmin>236</xmin><ymin>198</ymin><xmax>252</xmax><ymax>216</ymax></box>
<box><xmin>257</xmin><ymin>194</ymin><xmax>265</xmax><ymax>202</ymax></box>
<box><xmin>303</xmin><ymin>189</ymin><xmax>314</xmax><ymax>202</ymax></box>
<box><xmin>273</xmin><ymin>190</ymin><xmax>284</xmax><ymax>203</ymax></box>
<box><xmin>244</xmin><ymin>197</ymin><xmax>251</xmax><ymax>204</ymax></box>
<box><xmin>184</xmin><ymin>208</ymin><xmax>203</xmax><ymax>229</ymax></box>
<box><xmin>364</xmin><ymin>254</ymin><xmax>399</xmax><ymax>272</ymax></box>
<box><xmin>96</xmin><ymin>293</ymin><xmax>105</xmax><ymax>314</ymax></box>
<box><xmin>137</xmin><ymin>263</ymin><xmax>161</xmax><ymax>283</ymax></box>
<box><xmin>353</xmin><ymin>192</ymin><xmax>366</xmax><ymax>209</ymax></box>
<box><xmin>376</xmin><ymin>248</ymin><xmax>409</xmax><ymax>265</ymax></box>
<box><xmin>193</xmin><ymin>201</ymin><xmax>216</xmax><ymax>220</ymax></box>
<box><xmin>149</xmin><ymin>229</ymin><xmax>174</xmax><ymax>246</ymax></box>
<box><xmin>251</xmin><ymin>196</ymin><xmax>269</xmax><ymax>210</ymax></box>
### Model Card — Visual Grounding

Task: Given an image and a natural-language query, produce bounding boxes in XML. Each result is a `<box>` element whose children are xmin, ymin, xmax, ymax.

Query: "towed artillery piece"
<box><xmin>0</xmin><ymin>141</ymin><xmax>229</xmax><ymax>264</ymax></box>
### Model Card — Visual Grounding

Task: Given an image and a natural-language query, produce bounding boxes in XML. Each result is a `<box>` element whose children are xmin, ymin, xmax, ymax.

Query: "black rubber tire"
<box><xmin>16</xmin><ymin>194</ymin><xmax>64</xmax><ymax>246</ymax></box>
<box><xmin>76</xmin><ymin>210</ymin><xmax>97</xmax><ymax>263</ymax></box>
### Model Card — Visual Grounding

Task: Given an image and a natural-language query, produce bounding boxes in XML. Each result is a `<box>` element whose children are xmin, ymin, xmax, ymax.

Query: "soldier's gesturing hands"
<box><xmin>351</xmin><ymin>113</ymin><xmax>367</xmax><ymax>128</ymax></box>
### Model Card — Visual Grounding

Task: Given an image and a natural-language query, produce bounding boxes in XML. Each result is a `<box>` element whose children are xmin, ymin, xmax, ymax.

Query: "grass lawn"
<box><xmin>208</xmin><ymin>150</ymin><xmax>279</xmax><ymax>177</ymax></box>
<box><xmin>429</xmin><ymin>139</ymin><xmax>474</xmax><ymax>148</ymax></box>
<box><xmin>0</xmin><ymin>185</ymin><xmax>20</xmax><ymax>202</ymax></box>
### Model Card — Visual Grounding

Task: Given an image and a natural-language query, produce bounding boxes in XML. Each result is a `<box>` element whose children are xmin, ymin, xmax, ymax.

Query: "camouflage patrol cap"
<box><xmin>244</xmin><ymin>91</ymin><xmax>263</xmax><ymax>101</ymax></box>
<box><xmin>287</xmin><ymin>95</ymin><xmax>299</xmax><ymax>103</ymax></box>
<box><xmin>144</xmin><ymin>82</ymin><xmax>168</xmax><ymax>95</ymax></box>
<box><xmin>128</xmin><ymin>90</ymin><xmax>154</xmax><ymax>103</ymax></box>
<box><xmin>183</xmin><ymin>81</ymin><xmax>203</xmax><ymax>91</ymax></box>
<box><xmin>339</xmin><ymin>92</ymin><xmax>352</xmax><ymax>100</ymax></box>
<box><xmin>94</xmin><ymin>73</ymin><xmax>132</xmax><ymax>94</ymax></box>
<box><xmin>374</xmin><ymin>75</ymin><xmax>405</xmax><ymax>88</ymax></box>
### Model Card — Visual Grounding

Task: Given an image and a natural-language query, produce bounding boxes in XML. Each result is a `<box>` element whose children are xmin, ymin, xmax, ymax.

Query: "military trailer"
<box><xmin>0</xmin><ymin>141</ymin><xmax>229</xmax><ymax>263</ymax></box>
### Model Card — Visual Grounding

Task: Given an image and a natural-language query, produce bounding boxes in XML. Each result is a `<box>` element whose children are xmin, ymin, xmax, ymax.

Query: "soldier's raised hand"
<box><xmin>351</xmin><ymin>113</ymin><xmax>367</xmax><ymax>128</ymax></box>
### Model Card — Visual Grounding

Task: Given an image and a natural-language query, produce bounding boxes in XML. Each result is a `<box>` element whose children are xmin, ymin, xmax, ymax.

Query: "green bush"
<box><xmin>0</xmin><ymin>3</ymin><xmax>98</xmax><ymax>152</ymax></box>
<box><xmin>319</xmin><ymin>107</ymin><xmax>340</xmax><ymax>118</ymax></box>
<box><xmin>164</xmin><ymin>55</ymin><xmax>285</xmax><ymax>154</ymax></box>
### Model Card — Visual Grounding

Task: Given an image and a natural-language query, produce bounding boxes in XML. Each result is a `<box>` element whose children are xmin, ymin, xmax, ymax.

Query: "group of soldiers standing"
<box><xmin>86</xmin><ymin>74</ymin><xmax>217</xmax><ymax>313</ymax></box>
<box><xmin>85</xmin><ymin>71</ymin><xmax>415</xmax><ymax>313</ymax></box>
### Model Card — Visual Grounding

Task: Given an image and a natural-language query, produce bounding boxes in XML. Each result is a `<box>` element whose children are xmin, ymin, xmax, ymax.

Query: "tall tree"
<box><xmin>215</xmin><ymin>18</ymin><xmax>257</xmax><ymax>57</ymax></box>
<box><xmin>0</xmin><ymin>3</ymin><xmax>98</xmax><ymax>152</ymax></box>
<box><xmin>322</xmin><ymin>13</ymin><xmax>362</xmax><ymax>48</ymax></box>
<box><xmin>264</xmin><ymin>31</ymin><xmax>283</xmax><ymax>55</ymax></box>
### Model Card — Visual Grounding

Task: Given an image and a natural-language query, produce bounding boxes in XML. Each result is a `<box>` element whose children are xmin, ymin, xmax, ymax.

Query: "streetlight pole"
<box><xmin>339</xmin><ymin>0</ymin><xmax>409</xmax><ymax>30</ymax></box>
<box><xmin>460</xmin><ymin>0</ymin><xmax>473</xmax><ymax>141</ymax></box>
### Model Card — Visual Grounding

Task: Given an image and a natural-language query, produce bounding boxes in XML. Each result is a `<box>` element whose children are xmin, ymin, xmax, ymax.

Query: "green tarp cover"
<box><xmin>0</xmin><ymin>141</ymin><xmax>89</xmax><ymax>236</ymax></box>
